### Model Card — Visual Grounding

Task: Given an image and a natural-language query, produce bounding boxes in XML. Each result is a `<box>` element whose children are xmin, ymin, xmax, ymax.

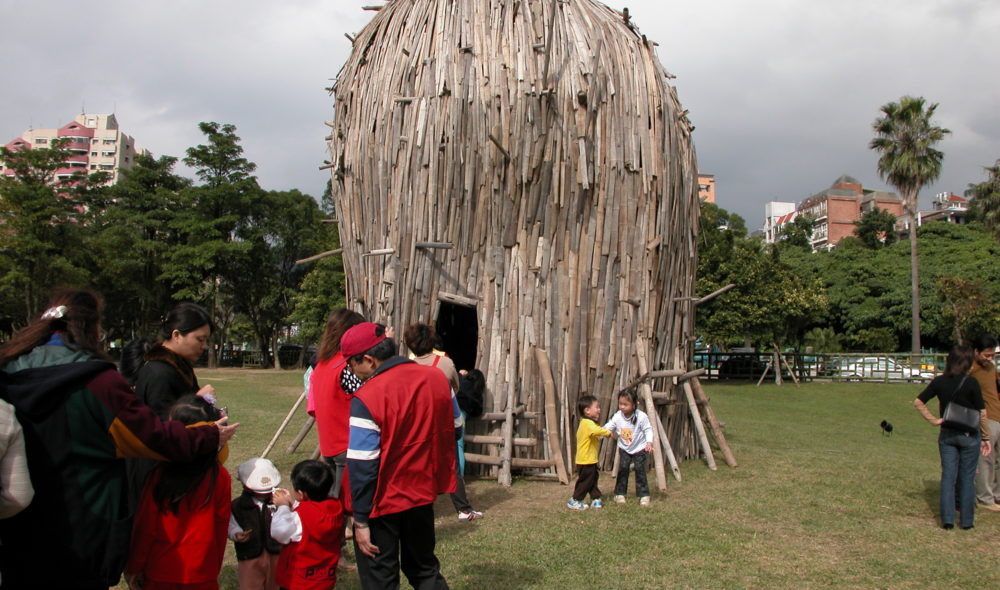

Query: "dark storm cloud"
<box><xmin>3</xmin><ymin>1</ymin><xmax>998</xmax><ymax>227</ymax></box>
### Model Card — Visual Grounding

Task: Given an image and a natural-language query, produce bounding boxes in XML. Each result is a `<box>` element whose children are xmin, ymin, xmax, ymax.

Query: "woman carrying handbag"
<box><xmin>914</xmin><ymin>345</ymin><xmax>992</xmax><ymax>530</ymax></box>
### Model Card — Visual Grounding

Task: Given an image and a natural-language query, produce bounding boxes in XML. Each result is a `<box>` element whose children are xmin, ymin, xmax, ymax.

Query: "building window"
<box><xmin>90</xmin><ymin>164</ymin><xmax>96</xmax><ymax>170</ymax></box>
<box><xmin>99</xmin><ymin>164</ymin><xmax>114</xmax><ymax>170</ymax></box>
<box><xmin>35</xmin><ymin>138</ymin><xmax>49</xmax><ymax>144</ymax></box>
<box><xmin>101</xmin><ymin>151</ymin><xmax>115</xmax><ymax>157</ymax></box>
<box><xmin>91</xmin><ymin>151</ymin><xmax>98</xmax><ymax>156</ymax></box>
<box><xmin>102</xmin><ymin>139</ymin><xmax>116</xmax><ymax>145</ymax></box>
<box><xmin>92</xmin><ymin>138</ymin><xmax>99</xmax><ymax>144</ymax></box>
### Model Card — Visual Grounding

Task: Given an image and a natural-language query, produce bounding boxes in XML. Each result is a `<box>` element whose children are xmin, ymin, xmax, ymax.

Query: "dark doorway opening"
<box><xmin>435</xmin><ymin>302</ymin><xmax>478</xmax><ymax>371</ymax></box>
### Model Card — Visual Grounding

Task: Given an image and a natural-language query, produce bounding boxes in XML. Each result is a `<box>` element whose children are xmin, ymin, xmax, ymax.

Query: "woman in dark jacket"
<box><xmin>914</xmin><ymin>344</ymin><xmax>992</xmax><ymax>530</ymax></box>
<box><xmin>0</xmin><ymin>289</ymin><xmax>237</xmax><ymax>590</ymax></box>
<box><xmin>126</xmin><ymin>302</ymin><xmax>215</xmax><ymax>419</ymax></box>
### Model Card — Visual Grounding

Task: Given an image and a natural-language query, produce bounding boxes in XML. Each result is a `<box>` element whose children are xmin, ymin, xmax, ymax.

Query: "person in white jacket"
<box><xmin>603</xmin><ymin>390</ymin><xmax>653</xmax><ymax>505</ymax></box>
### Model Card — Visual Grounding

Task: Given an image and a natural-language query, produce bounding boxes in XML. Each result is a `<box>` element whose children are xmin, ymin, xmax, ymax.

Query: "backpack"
<box><xmin>456</xmin><ymin>369</ymin><xmax>485</xmax><ymax>418</ymax></box>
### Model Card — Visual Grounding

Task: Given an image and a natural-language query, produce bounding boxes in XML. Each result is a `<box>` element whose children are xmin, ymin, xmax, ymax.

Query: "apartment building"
<box><xmin>1</xmin><ymin>113</ymin><xmax>147</xmax><ymax>185</ymax></box>
<box><xmin>698</xmin><ymin>173</ymin><xmax>716</xmax><ymax>203</ymax></box>
<box><xmin>765</xmin><ymin>175</ymin><xmax>903</xmax><ymax>250</ymax></box>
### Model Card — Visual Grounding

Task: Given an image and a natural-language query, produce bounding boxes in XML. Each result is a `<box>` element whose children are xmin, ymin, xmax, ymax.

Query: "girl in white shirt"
<box><xmin>603</xmin><ymin>390</ymin><xmax>653</xmax><ymax>505</ymax></box>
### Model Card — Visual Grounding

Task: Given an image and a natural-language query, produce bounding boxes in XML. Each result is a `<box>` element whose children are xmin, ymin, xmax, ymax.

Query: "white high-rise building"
<box><xmin>2</xmin><ymin>113</ymin><xmax>148</xmax><ymax>185</ymax></box>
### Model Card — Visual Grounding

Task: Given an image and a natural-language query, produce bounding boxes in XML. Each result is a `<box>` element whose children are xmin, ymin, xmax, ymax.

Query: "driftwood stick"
<box><xmin>635</xmin><ymin>337</ymin><xmax>667</xmax><ymax>491</ymax></box>
<box><xmin>682</xmin><ymin>381</ymin><xmax>716</xmax><ymax>470</ymax></box>
<box><xmin>295</xmin><ymin>248</ymin><xmax>343</xmax><ymax>265</ymax></box>
<box><xmin>286</xmin><ymin>416</ymin><xmax>316</xmax><ymax>454</ymax></box>
<box><xmin>675</xmin><ymin>368</ymin><xmax>707</xmax><ymax>383</ymax></box>
<box><xmin>690</xmin><ymin>378</ymin><xmax>737</xmax><ymax>467</ymax></box>
<box><xmin>535</xmin><ymin>347</ymin><xmax>569</xmax><ymax>484</ymax></box>
<box><xmin>262</xmin><ymin>389</ymin><xmax>307</xmax><ymax>458</ymax></box>
<box><xmin>499</xmin><ymin>384</ymin><xmax>515</xmax><ymax>487</ymax></box>
<box><xmin>653</xmin><ymin>407</ymin><xmax>682</xmax><ymax>481</ymax></box>
<box><xmin>415</xmin><ymin>241</ymin><xmax>454</xmax><ymax>249</ymax></box>
<box><xmin>695</xmin><ymin>283</ymin><xmax>735</xmax><ymax>305</ymax></box>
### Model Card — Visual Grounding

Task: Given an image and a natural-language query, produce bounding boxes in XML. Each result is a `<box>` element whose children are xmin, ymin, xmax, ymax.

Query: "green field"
<box><xmin>121</xmin><ymin>372</ymin><xmax>998</xmax><ymax>589</ymax></box>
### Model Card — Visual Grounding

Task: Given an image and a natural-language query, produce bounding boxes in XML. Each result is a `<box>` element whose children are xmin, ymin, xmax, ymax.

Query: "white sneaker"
<box><xmin>614</xmin><ymin>495</ymin><xmax>626</xmax><ymax>504</ymax></box>
<box><xmin>567</xmin><ymin>499</ymin><xmax>588</xmax><ymax>510</ymax></box>
<box><xmin>458</xmin><ymin>509</ymin><xmax>484</xmax><ymax>521</ymax></box>
<box><xmin>639</xmin><ymin>496</ymin><xmax>650</xmax><ymax>506</ymax></box>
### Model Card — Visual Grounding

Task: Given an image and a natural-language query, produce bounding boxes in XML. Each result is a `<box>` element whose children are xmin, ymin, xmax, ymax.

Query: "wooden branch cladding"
<box><xmin>328</xmin><ymin>0</ymin><xmax>702</xmax><ymax>467</ymax></box>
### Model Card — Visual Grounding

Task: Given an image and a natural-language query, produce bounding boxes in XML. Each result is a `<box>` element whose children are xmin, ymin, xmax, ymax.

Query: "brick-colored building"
<box><xmin>2</xmin><ymin>113</ymin><xmax>147</xmax><ymax>185</ymax></box>
<box><xmin>767</xmin><ymin>175</ymin><xmax>903</xmax><ymax>250</ymax></box>
<box><xmin>698</xmin><ymin>173</ymin><xmax>715</xmax><ymax>203</ymax></box>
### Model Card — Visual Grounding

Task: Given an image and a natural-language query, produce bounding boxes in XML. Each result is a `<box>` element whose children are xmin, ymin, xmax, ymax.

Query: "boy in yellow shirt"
<box><xmin>568</xmin><ymin>395</ymin><xmax>614</xmax><ymax>510</ymax></box>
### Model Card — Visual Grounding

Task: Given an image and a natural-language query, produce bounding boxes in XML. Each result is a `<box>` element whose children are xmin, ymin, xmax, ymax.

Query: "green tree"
<box><xmin>935</xmin><ymin>276</ymin><xmax>1000</xmax><ymax>344</ymax></box>
<box><xmin>853</xmin><ymin>207</ymin><xmax>899</xmax><ymax>249</ymax></box>
<box><xmin>697</xmin><ymin>203</ymin><xmax>827</xmax><ymax>349</ymax></box>
<box><xmin>227</xmin><ymin>190</ymin><xmax>328</xmax><ymax>367</ymax></box>
<box><xmin>776</xmin><ymin>215</ymin><xmax>816</xmax><ymax>250</ymax></box>
<box><xmin>83</xmin><ymin>153</ymin><xmax>192</xmax><ymax>341</ymax></box>
<box><xmin>870</xmin><ymin>96</ymin><xmax>950</xmax><ymax>353</ymax></box>
<box><xmin>0</xmin><ymin>139</ymin><xmax>104</xmax><ymax>323</ymax></box>
<box><xmin>966</xmin><ymin>158</ymin><xmax>1000</xmax><ymax>239</ymax></box>
<box><xmin>166</xmin><ymin>122</ymin><xmax>263</xmax><ymax>366</ymax></box>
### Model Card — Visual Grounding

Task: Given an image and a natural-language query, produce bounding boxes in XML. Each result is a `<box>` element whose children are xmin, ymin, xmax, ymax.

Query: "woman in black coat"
<box><xmin>123</xmin><ymin>303</ymin><xmax>215</xmax><ymax>419</ymax></box>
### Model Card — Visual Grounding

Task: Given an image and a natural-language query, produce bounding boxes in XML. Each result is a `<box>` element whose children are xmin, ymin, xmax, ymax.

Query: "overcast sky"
<box><xmin>3</xmin><ymin>0</ymin><xmax>998</xmax><ymax>227</ymax></box>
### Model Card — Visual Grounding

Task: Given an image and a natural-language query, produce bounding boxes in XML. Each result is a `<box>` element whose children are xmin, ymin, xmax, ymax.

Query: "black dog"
<box><xmin>880</xmin><ymin>420</ymin><xmax>894</xmax><ymax>436</ymax></box>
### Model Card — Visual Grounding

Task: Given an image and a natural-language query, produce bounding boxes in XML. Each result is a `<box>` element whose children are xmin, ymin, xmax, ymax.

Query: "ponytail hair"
<box><xmin>159</xmin><ymin>303</ymin><xmax>213</xmax><ymax>342</ymax></box>
<box><xmin>0</xmin><ymin>289</ymin><xmax>109</xmax><ymax>367</ymax></box>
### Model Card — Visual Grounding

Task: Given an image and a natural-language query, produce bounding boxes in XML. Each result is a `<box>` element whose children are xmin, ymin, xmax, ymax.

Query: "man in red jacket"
<box><xmin>344</xmin><ymin>322</ymin><xmax>460</xmax><ymax>590</ymax></box>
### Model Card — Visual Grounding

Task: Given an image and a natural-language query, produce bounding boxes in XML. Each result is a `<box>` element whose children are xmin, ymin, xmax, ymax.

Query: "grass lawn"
<box><xmin>120</xmin><ymin>372</ymin><xmax>999</xmax><ymax>589</ymax></box>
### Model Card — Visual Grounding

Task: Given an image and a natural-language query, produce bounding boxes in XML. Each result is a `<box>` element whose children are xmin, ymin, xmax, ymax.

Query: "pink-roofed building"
<box><xmin>2</xmin><ymin>113</ymin><xmax>147</xmax><ymax>185</ymax></box>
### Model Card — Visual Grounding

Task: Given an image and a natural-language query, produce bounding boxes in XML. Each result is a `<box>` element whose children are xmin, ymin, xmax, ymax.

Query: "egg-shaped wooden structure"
<box><xmin>327</xmin><ymin>0</ymin><xmax>706</xmax><ymax>480</ymax></box>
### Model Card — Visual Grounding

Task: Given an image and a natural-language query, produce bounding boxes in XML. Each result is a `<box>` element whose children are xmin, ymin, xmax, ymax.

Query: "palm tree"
<box><xmin>869</xmin><ymin>96</ymin><xmax>950</xmax><ymax>353</ymax></box>
<box><xmin>966</xmin><ymin>159</ymin><xmax>1000</xmax><ymax>238</ymax></box>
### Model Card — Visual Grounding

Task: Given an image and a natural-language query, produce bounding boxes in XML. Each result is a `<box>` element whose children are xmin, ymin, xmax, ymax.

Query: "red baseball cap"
<box><xmin>340</xmin><ymin>322</ymin><xmax>387</xmax><ymax>358</ymax></box>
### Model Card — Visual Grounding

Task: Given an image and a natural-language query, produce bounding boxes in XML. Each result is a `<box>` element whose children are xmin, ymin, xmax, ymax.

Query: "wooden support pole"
<box><xmin>295</xmin><ymin>248</ymin><xmax>343</xmax><ymax>266</ymax></box>
<box><xmin>286</xmin><ymin>416</ymin><xmax>315</xmax><ymax>454</ymax></box>
<box><xmin>465</xmin><ymin>453</ymin><xmax>557</xmax><ymax>469</ymax></box>
<box><xmin>498</xmin><ymin>384</ymin><xmax>515</xmax><ymax>487</ymax></box>
<box><xmin>262</xmin><ymin>390</ymin><xmax>307</xmax><ymax>458</ymax></box>
<box><xmin>653</xmin><ymin>407</ymin><xmax>681</xmax><ymax>481</ymax></box>
<box><xmin>682</xmin><ymin>381</ymin><xmax>716</xmax><ymax>470</ymax></box>
<box><xmin>634</xmin><ymin>336</ymin><xmax>668</xmax><ymax>491</ymax></box>
<box><xmin>415</xmin><ymin>241</ymin><xmax>454</xmax><ymax>249</ymax></box>
<box><xmin>676</xmin><ymin>368</ymin><xmax>707</xmax><ymax>382</ymax></box>
<box><xmin>690</xmin><ymin>378</ymin><xmax>738</xmax><ymax>468</ymax></box>
<box><xmin>464</xmin><ymin>434</ymin><xmax>536</xmax><ymax>446</ymax></box>
<box><xmin>363</xmin><ymin>248</ymin><xmax>395</xmax><ymax>257</ymax></box>
<box><xmin>535</xmin><ymin>347</ymin><xmax>569</xmax><ymax>484</ymax></box>
<box><xmin>695</xmin><ymin>283</ymin><xmax>735</xmax><ymax>305</ymax></box>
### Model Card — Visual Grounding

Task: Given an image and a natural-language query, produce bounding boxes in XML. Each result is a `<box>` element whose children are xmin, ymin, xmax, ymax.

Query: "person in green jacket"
<box><xmin>0</xmin><ymin>289</ymin><xmax>239</xmax><ymax>590</ymax></box>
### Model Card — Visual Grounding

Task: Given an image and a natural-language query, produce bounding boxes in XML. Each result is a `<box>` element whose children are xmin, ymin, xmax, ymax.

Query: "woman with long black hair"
<box><xmin>914</xmin><ymin>344</ymin><xmax>992</xmax><ymax>530</ymax></box>
<box><xmin>0</xmin><ymin>289</ymin><xmax>237</xmax><ymax>590</ymax></box>
<box><xmin>123</xmin><ymin>302</ymin><xmax>215</xmax><ymax>419</ymax></box>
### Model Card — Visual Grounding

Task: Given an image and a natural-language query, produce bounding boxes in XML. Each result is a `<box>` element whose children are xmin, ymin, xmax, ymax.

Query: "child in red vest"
<box><xmin>125</xmin><ymin>395</ymin><xmax>231</xmax><ymax>590</ymax></box>
<box><xmin>271</xmin><ymin>460</ymin><xmax>343</xmax><ymax>590</ymax></box>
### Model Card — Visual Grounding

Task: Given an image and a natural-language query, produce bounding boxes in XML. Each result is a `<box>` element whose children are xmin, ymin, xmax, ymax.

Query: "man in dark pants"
<box><xmin>344</xmin><ymin>322</ymin><xmax>460</xmax><ymax>589</ymax></box>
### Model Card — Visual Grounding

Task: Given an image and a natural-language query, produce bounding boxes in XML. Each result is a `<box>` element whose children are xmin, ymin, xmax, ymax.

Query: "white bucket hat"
<box><xmin>237</xmin><ymin>457</ymin><xmax>281</xmax><ymax>492</ymax></box>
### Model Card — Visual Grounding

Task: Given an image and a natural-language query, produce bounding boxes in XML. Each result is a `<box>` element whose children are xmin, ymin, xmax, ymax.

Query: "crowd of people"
<box><xmin>0</xmin><ymin>289</ymin><xmax>479</xmax><ymax>590</ymax></box>
<box><xmin>2</xmin><ymin>287</ymin><xmax>998</xmax><ymax>588</ymax></box>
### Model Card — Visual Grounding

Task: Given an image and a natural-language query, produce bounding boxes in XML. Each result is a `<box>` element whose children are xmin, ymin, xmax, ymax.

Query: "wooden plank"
<box><xmin>682</xmin><ymin>380</ymin><xmax>717</xmax><ymax>471</ymax></box>
<box><xmin>535</xmin><ymin>347</ymin><xmax>570</xmax><ymax>484</ymax></box>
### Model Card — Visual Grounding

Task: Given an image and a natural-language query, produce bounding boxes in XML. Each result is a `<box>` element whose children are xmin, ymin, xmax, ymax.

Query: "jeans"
<box><xmin>614</xmin><ymin>449</ymin><xmax>650</xmax><ymax>497</ymax></box>
<box><xmin>939</xmin><ymin>428</ymin><xmax>981</xmax><ymax>528</ymax></box>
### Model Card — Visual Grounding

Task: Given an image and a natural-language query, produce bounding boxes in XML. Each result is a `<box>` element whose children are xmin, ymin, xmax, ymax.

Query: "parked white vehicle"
<box><xmin>841</xmin><ymin>357</ymin><xmax>935</xmax><ymax>381</ymax></box>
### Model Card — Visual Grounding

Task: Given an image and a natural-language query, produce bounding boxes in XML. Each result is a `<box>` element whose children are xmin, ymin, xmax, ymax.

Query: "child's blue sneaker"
<box><xmin>567</xmin><ymin>499</ymin><xmax>588</xmax><ymax>510</ymax></box>
<box><xmin>591</xmin><ymin>499</ymin><xmax>603</xmax><ymax>508</ymax></box>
